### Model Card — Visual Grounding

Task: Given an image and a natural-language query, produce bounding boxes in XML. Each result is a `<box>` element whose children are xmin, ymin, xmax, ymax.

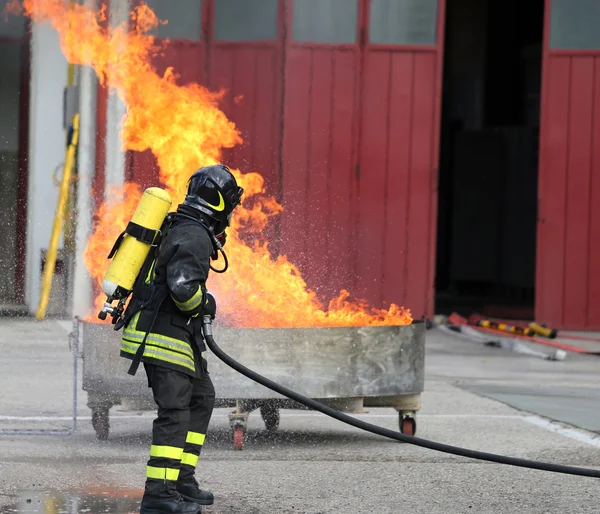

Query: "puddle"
<box><xmin>0</xmin><ymin>491</ymin><xmax>141</xmax><ymax>514</ymax></box>
<box><xmin>0</xmin><ymin>491</ymin><xmax>256</xmax><ymax>513</ymax></box>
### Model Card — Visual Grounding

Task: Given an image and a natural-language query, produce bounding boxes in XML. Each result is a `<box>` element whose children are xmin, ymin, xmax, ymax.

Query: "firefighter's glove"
<box><xmin>203</xmin><ymin>292</ymin><xmax>217</xmax><ymax>320</ymax></box>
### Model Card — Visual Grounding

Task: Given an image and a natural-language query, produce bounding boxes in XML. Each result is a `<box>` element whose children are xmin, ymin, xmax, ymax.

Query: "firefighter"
<box><xmin>118</xmin><ymin>164</ymin><xmax>244</xmax><ymax>514</ymax></box>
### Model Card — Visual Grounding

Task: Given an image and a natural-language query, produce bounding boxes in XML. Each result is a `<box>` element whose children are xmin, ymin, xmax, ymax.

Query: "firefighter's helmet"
<box><xmin>183</xmin><ymin>164</ymin><xmax>244</xmax><ymax>236</ymax></box>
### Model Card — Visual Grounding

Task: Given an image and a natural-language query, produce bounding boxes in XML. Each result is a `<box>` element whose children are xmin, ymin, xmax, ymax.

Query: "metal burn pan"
<box><xmin>81</xmin><ymin>320</ymin><xmax>425</xmax><ymax>448</ymax></box>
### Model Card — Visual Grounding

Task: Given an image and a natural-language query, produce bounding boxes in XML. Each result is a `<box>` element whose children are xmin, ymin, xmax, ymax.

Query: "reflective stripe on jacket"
<box><xmin>121</xmin><ymin>311</ymin><xmax>196</xmax><ymax>372</ymax></box>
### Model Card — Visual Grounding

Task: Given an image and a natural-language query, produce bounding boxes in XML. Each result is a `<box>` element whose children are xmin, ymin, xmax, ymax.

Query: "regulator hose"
<box><xmin>202</xmin><ymin>317</ymin><xmax>600</xmax><ymax>479</ymax></box>
<box><xmin>209</xmin><ymin>248</ymin><xmax>228</xmax><ymax>274</ymax></box>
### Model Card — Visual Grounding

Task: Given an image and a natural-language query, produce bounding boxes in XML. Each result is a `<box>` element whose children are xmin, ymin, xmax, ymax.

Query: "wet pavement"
<box><xmin>1</xmin><ymin>319</ymin><xmax>599</xmax><ymax>513</ymax></box>
<box><xmin>0</xmin><ymin>491</ymin><xmax>141</xmax><ymax>514</ymax></box>
<box><xmin>460</xmin><ymin>383</ymin><xmax>600</xmax><ymax>433</ymax></box>
<box><xmin>0</xmin><ymin>490</ymin><xmax>258</xmax><ymax>514</ymax></box>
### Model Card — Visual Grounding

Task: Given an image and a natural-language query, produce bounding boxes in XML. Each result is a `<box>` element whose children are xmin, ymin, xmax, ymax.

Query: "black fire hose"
<box><xmin>202</xmin><ymin>317</ymin><xmax>600</xmax><ymax>479</ymax></box>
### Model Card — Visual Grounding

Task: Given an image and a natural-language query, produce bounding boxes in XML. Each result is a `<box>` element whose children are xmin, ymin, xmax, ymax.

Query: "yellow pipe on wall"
<box><xmin>36</xmin><ymin>113</ymin><xmax>81</xmax><ymax>320</ymax></box>
<box><xmin>64</xmin><ymin>61</ymin><xmax>77</xmax><ymax>253</ymax></box>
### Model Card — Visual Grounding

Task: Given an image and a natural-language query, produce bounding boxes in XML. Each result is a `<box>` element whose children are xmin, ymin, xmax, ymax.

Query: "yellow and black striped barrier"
<box><xmin>475</xmin><ymin>319</ymin><xmax>536</xmax><ymax>337</ymax></box>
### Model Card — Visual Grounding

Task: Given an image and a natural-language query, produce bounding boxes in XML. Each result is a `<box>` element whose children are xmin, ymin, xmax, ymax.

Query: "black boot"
<box><xmin>140</xmin><ymin>492</ymin><xmax>201</xmax><ymax>513</ymax></box>
<box><xmin>177</xmin><ymin>479</ymin><xmax>214</xmax><ymax>506</ymax></box>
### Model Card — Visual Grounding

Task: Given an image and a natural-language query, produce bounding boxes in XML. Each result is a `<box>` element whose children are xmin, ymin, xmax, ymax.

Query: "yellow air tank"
<box><xmin>99</xmin><ymin>187</ymin><xmax>172</xmax><ymax>322</ymax></box>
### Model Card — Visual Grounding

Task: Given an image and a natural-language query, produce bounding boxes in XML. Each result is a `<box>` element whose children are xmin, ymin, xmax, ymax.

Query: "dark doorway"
<box><xmin>0</xmin><ymin>2</ymin><xmax>29</xmax><ymax>306</ymax></box>
<box><xmin>435</xmin><ymin>0</ymin><xmax>545</xmax><ymax>319</ymax></box>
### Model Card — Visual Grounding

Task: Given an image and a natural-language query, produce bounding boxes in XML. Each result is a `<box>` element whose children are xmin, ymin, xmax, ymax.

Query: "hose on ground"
<box><xmin>202</xmin><ymin>318</ymin><xmax>600</xmax><ymax>479</ymax></box>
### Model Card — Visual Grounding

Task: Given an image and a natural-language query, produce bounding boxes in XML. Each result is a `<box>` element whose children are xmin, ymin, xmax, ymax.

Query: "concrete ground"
<box><xmin>0</xmin><ymin>318</ymin><xmax>599</xmax><ymax>514</ymax></box>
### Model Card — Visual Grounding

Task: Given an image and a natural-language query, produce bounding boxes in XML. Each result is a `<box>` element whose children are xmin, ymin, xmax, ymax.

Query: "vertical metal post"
<box><xmin>69</xmin><ymin>316</ymin><xmax>80</xmax><ymax>434</ymax></box>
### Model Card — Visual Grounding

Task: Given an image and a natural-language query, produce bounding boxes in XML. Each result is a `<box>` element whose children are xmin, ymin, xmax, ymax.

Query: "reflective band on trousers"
<box><xmin>146</xmin><ymin>466</ymin><xmax>180</xmax><ymax>481</ymax></box>
<box><xmin>181</xmin><ymin>452</ymin><xmax>199</xmax><ymax>467</ymax></box>
<box><xmin>150</xmin><ymin>445</ymin><xmax>183</xmax><ymax>460</ymax></box>
<box><xmin>186</xmin><ymin>431</ymin><xmax>206</xmax><ymax>445</ymax></box>
<box><xmin>172</xmin><ymin>285</ymin><xmax>203</xmax><ymax>312</ymax></box>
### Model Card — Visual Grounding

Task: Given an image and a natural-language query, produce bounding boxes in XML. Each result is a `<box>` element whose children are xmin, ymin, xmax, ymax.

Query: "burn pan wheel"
<box><xmin>233</xmin><ymin>426</ymin><xmax>245</xmax><ymax>451</ymax></box>
<box><xmin>92</xmin><ymin>407</ymin><xmax>110</xmax><ymax>441</ymax></box>
<box><xmin>399</xmin><ymin>413</ymin><xmax>416</xmax><ymax>436</ymax></box>
<box><xmin>260</xmin><ymin>404</ymin><xmax>280</xmax><ymax>432</ymax></box>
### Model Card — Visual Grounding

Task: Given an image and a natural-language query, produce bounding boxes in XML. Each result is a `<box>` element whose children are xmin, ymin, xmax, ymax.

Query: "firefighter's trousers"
<box><xmin>143</xmin><ymin>361</ymin><xmax>215</xmax><ymax>498</ymax></box>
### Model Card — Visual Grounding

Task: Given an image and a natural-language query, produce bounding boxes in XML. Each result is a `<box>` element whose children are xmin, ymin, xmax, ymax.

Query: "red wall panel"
<box><xmin>208</xmin><ymin>45</ymin><xmax>282</xmax><ymax>196</ymax></box>
<box><xmin>357</xmin><ymin>49</ymin><xmax>439</xmax><ymax>317</ymax></box>
<box><xmin>383</xmin><ymin>53</ymin><xmax>414</xmax><ymax>309</ymax></box>
<box><xmin>280</xmin><ymin>49</ymin><xmax>311</xmax><ymax>271</ymax></box>
<box><xmin>93</xmin><ymin>0</ymin><xmax>110</xmax><ymax>208</ymax></box>
<box><xmin>305</xmin><ymin>49</ymin><xmax>335</xmax><ymax>294</ymax></box>
<box><xmin>405</xmin><ymin>53</ymin><xmax>437</xmax><ymax>317</ymax></box>
<box><xmin>282</xmin><ymin>46</ymin><xmax>441</xmax><ymax>318</ymax></box>
<box><xmin>281</xmin><ymin>47</ymin><xmax>360</xmax><ymax>301</ymax></box>
<box><xmin>588</xmin><ymin>63</ymin><xmax>600</xmax><ymax>326</ymax></box>
<box><xmin>94</xmin><ymin>84</ymin><xmax>107</xmax><ymax>202</ymax></box>
<box><xmin>563</xmin><ymin>57</ymin><xmax>594</xmax><ymax>327</ymax></box>
<box><xmin>537</xmin><ymin>54</ymin><xmax>600</xmax><ymax>328</ymax></box>
<box><xmin>207</xmin><ymin>43</ymin><xmax>283</xmax><ymax>249</ymax></box>
<box><xmin>326</xmin><ymin>51</ymin><xmax>360</xmax><ymax>299</ymax></box>
<box><xmin>356</xmin><ymin>51</ymin><xmax>391</xmax><ymax>306</ymax></box>
<box><xmin>536</xmin><ymin>57</ymin><xmax>569</xmax><ymax>326</ymax></box>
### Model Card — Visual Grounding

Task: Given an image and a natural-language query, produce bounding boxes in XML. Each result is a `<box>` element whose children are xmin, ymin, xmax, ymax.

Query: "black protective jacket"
<box><xmin>120</xmin><ymin>206</ymin><xmax>214</xmax><ymax>378</ymax></box>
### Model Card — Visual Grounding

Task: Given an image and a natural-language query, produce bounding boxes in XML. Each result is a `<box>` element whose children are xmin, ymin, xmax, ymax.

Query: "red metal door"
<box><xmin>356</xmin><ymin>0</ymin><xmax>446</xmax><ymax>318</ymax></box>
<box><xmin>537</xmin><ymin>0</ymin><xmax>600</xmax><ymax>329</ymax></box>
<box><xmin>280</xmin><ymin>0</ymin><xmax>363</xmax><ymax>302</ymax></box>
<box><xmin>206</xmin><ymin>0</ymin><xmax>284</xmax><ymax>207</ymax></box>
<box><xmin>280</xmin><ymin>0</ymin><xmax>446</xmax><ymax>318</ymax></box>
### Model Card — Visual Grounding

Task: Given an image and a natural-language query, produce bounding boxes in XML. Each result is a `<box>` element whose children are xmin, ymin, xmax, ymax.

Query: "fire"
<box><xmin>15</xmin><ymin>0</ymin><xmax>412</xmax><ymax>327</ymax></box>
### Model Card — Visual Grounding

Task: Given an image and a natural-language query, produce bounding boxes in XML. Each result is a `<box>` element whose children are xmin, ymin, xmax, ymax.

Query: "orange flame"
<box><xmin>16</xmin><ymin>0</ymin><xmax>412</xmax><ymax>327</ymax></box>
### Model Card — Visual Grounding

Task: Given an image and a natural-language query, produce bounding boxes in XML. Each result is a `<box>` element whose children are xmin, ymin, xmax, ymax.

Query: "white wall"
<box><xmin>71</xmin><ymin>63</ymin><xmax>97</xmax><ymax>318</ymax></box>
<box><xmin>25</xmin><ymin>23</ymin><xmax>68</xmax><ymax>313</ymax></box>
<box><xmin>71</xmin><ymin>0</ymin><xmax>98</xmax><ymax>319</ymax></box>
<box><xmin>104</xmin><ymin>0</ymin><xmax>128</xmax><ymax>199</ymax></box>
